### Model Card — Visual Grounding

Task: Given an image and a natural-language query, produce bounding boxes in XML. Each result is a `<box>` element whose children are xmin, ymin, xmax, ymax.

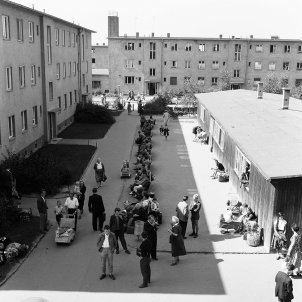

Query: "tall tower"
<box><xmin>108</xmin><ymin>11</ymin><xmax>119</xmax><ymax>37</ymax></box>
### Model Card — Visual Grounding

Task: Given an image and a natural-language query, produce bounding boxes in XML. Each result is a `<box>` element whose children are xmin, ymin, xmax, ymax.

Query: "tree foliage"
<box><xmin>263</xmin><ymin>72</ymin><xmax>288</xmax><ymax>94</ymax></box>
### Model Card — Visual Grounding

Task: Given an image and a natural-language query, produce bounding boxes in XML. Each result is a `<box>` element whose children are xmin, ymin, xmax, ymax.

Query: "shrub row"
<box><xmin>142</xmin><ymin>95</ymin><xmax>170</xmax><ymax>115</ymax></box>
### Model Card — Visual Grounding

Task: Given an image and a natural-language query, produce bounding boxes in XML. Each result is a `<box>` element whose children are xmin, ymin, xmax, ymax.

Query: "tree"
<box><xmin>263</xmin><ymin>72</ymin><xmax>288</xmax><ymax>94</ymax></box>
<box><xmin>220</xmin><ymin>69</ymin><xmax>232</xmax><ymax>91</ymax></box>
<box><xmin>291</xmin><ymin>85</ymin><xmax>302</xmax><ymax>100</ymax></box>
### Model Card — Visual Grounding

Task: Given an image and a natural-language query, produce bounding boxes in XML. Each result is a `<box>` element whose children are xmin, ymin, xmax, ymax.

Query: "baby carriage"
<box><xmin>55</xmin><ymin>214</ymin><xmax>76</xmax><ymax>245</ymax></box>
<box><xmin>121</xmin><ymin>160</ymin><xmax>131</xmax><ymax>178</ymax></box>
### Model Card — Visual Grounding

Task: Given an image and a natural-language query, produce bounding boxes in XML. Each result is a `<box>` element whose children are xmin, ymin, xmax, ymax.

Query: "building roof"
<box><xmin>92</xmin><ymin>69</ymin><xmax>109</xmax><ymax>76</ymax></box>
<box><xmin>195</xmin><ymin>90</ymin><xmax>302</xmax><ymax>180</ymax></box>
<box><xmin>2</xmin><ymin>0</ymin><xmax>96</xmax><ymax>33</ymax></box>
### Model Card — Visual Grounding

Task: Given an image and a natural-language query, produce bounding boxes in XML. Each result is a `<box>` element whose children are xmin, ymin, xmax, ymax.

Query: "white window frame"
<box><xmin>56</xmin><ymin>63</ymin><xmax>60</xmax><ymax>79</ymax></box>
<box><xmin>270</xmin><ymin>44</ymin><xmax>277</xmax><ymax>53</ymax></box>
<box><xmin>198</xmin><ymin>61</ymin><xmax>205</xmax><ymax>69</ymax></box>
<box><xmin>209</xmin><ymin>116</ymin><xmax>215</xmax><ymax>136</ymax></box>
<box><xmin>297</xmin><ymin>63</ymin><xmax>302</xmax><ymax>70</ymax></box>
<box><xmin>150</xmin><ymin>42</ymin><xmax>156</xmax><ymax>59</ymax></box>
<box><xmin>284</xmin><ymin>45</ymin><xmax>291</xmax><ymax>53</ymax></box>
<box><xmin>199</xmin><ymin>44</ymin><xmax>206</xmax><ymax>51</ymax></box>
<box><xmin>2</xmin><ymin>15</ymin><xmax>10</xmax><ymax>40</ymax></box>
<box><xmin>28</xmin><ymin>21</ymin><xmax>34</xmax><ymax>42</ymax></box>
<box><xmin>8</xmin><ymin>115</ymin><xmax>15</xmax><ymax>138</ymax></box>
<box><xmin>72</xmin><ymin>33</ymin><xmax>76</xmax><ymax>47</ymax></box>
<box><xmin>125</xmin><ymin>59</ymin><xmax>134</xmax><ymax>68</ymax></box>
<box><xmin>234</xmin><ymin>69</ymin><xmax>240</xmax><ymax>78</ymax></box>
<box><xmin>150</xmin><ymin>68</ymin><xmax>155</xmax><ymax>76</ymax></box>
<box><xmin>212</xmin><ymin>61</ymin><xmax>219</xmax><ymax>69</ymax></box>
<box><xmin>234</xmin><ymin>147</ymin><xmax>250</xmax><ymax>177</ymax></box>
<box><xmin>254</xmin><ymin>62</ymin><xmax>262</xmax><ymax>70</ymax></box>
<box><xmin>68</xmin><ymin>62</ymin><xmax>72</xmax><ymax>77</ymax></box>
<box><xmin>171</xmin><ymin>60</ymin><xmax>177</xmax><ymax>68</ymax></box>
<box><xmin>5</xmin><ymin>67</ymin><xmax>13</xmax><ymax>91</ymax></box>
<box><xmin>30</xmin><ymin>65</ymin><xmax>36</xmax><ymax>85</ymax></box>
<box><xmin>213</xmin><ymin>121</ymin><xmax>225</xmax><ymax>151</ymax></box>
<box><xmin>19</xmin><ymin>66</ymin><xmax>26</xmax><ymax>88</ymax></box>
<box><xmin>125</xmin><ymin>76</ymin><xmax>135</xmax><ymax>84</ymax></box>
<box><xmin>211</xmin><ymin>77</ymin><xmax>218</xmax><ymax>85</ymax></box>
<box><xmin>62</xmin><ymin>30</ymin><xmax>66</xmax><ymax>46</ymax></box>
<box><xmin>33</xmin><ymin>105</ymin><xmax>38</xmax><ymax>125</ymax></box>
<box><xmin>125</xmin><ymin>42</ymin><xmax>134</xmax><ymax>50</ymax></box>
<box><xmin>55</xmin><ymin>28</ymin><xmax>59</xmax><ymax>45</ymax></box>
<box><xmin>21</xmin><ymin>110</ymin><xmax>27</xmax><ymax>132</ymax></box>
<box><xmin>58</xmin><ymin>96</ymin><xmax>62</xmax><ymax>111</ymax></box>
<box><xmin>63</xmin><ymin>63</ymin><xmax>66</xmax><ymax>78</ymax></box>
<box><xmin>17</xmin><ymin>18</ymin><xmax>24</xmax><ymax>42</ymax></box>
<box><xmin>68</xmin><ymin>31</ymin><xmax>71</xmax><ymax>47</ymax></box>
<box><xmin>185</xmin><ymin>60</ymin><xmax>191</xmax><ymax>69</ymax></box>
<box><xmin>199</xmin><ymin>104</ymin><xmax>205</xmax><ymax>122</ymax></box>
<box><xmin>69</xmin><ymin>91</ymin><xmax>73</xmax><ymax>106</ymax></box>
<box><xmin>255</xmin><ymin>44</ymin><xmax>263</xmax><ymax>52</ymax></box>
<box><xmin>234</xmin><ymin>44</ymin><xmax>241</xmax><ymax>61</ymax></box>
<box><xmin>197</xmin><ymin>77</ymin><xmax>205</xmax><ymax>86</ymax></box>
<box><xmin>73</xmin><ymin>62</ymin><xmax>76</xmax><ymax>75</ymax></box>
<box><xmin>171</xmin><ymin>43</ymin><xmax>178</xmax><ymax>51</ymax></box>
<box><xmin>268</xmin><ymin>62</ymin><xmax>276</xmax><ymax>71</ymax></box>
<box><xmin>185</xmin><ymin>43</ymin><xmax>192</xmax><ymax>51</ymax></box>
<box><xmin>283</xmin><ymin>62</ymin><xmax>290</xmax><ymax>71</ymax></box>
<box><xmin>213</xmin><ymin>44</ymin><xmax>220</xmax><ymax>52</ymax></box>
<box><xmin>64</xmin><ymin>94</ymin><xmax>67</xmax><ymax>109</ymax></box>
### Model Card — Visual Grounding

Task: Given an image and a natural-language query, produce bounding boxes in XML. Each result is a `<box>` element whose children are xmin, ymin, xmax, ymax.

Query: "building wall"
<box><xmin>92</xmin><ymin>45</ymin><xmax>109</xmax><ymax>69</ymax></box>
<box><xmin>0</xmin><ymin>4</ymin><xmax>44</xmax><ymax>159</ymax></box>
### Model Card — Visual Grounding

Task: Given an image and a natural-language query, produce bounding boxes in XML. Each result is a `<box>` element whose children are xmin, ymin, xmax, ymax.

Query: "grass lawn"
<box><xmin>0</xmin><ymin>216</ymin><xmax>40</xmax><ymax>283</ymax></box>
<box><xmin>36</xmin><ymin>144</ymin><xmax>96</xmax><ymax>185</ymax></box>
<box><xmin>58</xmin><ymin>123</ymin><xmax>111</xmax><ymax>139</ymax></box>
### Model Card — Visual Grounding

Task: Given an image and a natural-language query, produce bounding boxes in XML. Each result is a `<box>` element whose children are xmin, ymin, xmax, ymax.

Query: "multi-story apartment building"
<box><xmin>0</xmin><ymin>0</ymin><xmax>94</xmax><ymax>161</ymax></box>
<box><xmin>107</xmin><ymin>13</ymin><xmax>302</xmax><ymax>95</ymax></box>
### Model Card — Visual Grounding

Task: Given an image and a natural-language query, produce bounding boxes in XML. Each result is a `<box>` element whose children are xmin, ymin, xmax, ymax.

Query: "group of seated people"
<box><xmin>192</xmin><ymin>126</ymin><xmax>208</xmax><ymax>143</ymax></box>
<box><xmin>220</xmin><ymin>201</ymin><xmax>258</xmax><ymax>233</ymax></box>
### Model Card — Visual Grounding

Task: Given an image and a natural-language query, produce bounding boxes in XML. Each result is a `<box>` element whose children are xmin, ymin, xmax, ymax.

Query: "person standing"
<box><xmin>272</xmin><ymin>212</ymin><xmax>288</xmax><ymax>260</ymax></box>
<box><xmin>64</xmin><ymin>192</ymin><xmax>79</xmax><ymax>231</ymax></box>
<box><xmin>189</xmin><ymin>194</ymin><xmax>201</xmax><ymax>238</ymax></box>
<box><xmin>88</xmin><ymin>188</ymin><xmax>105</xmax><ymax>232</ymax></box>
<box><xmin>168</xmin><ymin>216</ymin><xmax>186</xmax><ymax>266</ymax></box>
<box><xmin>144</xmin><ymin>214</ymin><xmax>158</xmax><ymax>260</ymax></box>
<box><xmin>109</xmin><ymin>208</ymin><xmax>130</xmax><ymax>254</ymax></box>
<box><xmin>97</xmin><ymin>225</ymin><xmax>117</xmax><ymax>280</ymax></box>
<box><xmin>78</xmin><ymin>180</ymin><xmax>86</xmax><ymax>217</ymax></box>
<box><xmin>37</xmin><ymin>189</ymin><xmax>48</xmax><ymax>233</ymax></box>
<box><xmin>176</xmin><ymin>196</ymin><xmax>189</xmax><ymax>239</ymax></box>
<box><xmin>127</xmin><ymin>101</ymin><xmax>132</xmax><ymax>115</ymax></box>
<box><xmin>275</xmin><ymin>261</ymin><xmax>295</xmax><ymax>302</ymax></box>
<box><xmin>163</xmin><ymin>126</ymin><xmax>169</xmax><ymax>140</ymax></box>
<box><xmin>93</xmin><ymin>158</ymin><xmax>105</xmax><ymax>188</ymax></box>
<box><xmin>137</xmin><ymin>231</ymin><xmax>152</xmax><ymax>288</ymax></box>
<box><xmin>163</xmin><ymin>110</ymin><xmax>170</xmax><ymax>126</ymax></box>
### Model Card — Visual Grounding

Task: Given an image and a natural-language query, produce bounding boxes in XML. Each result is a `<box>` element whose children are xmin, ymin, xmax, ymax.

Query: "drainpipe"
<box><xmin>78</xmin><ymin>28</ymin><xmax>83</xmax><ymax>102</ymax></box>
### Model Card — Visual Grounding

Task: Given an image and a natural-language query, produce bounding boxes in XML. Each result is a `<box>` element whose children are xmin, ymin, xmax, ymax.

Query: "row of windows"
<box><xmin>4</xmin><ymin>65</ymin><xmax>39</xmax><ymax>91</ymax></box>
<box><xmin>251</xmin><ymin>61</ymin><xmax>302</xmax><ymax>71</ymax></box>
<box><xmin>55</xmin><ymin>62</ymin><xmax>78</xmax><ymax>79</ymax></box>
<box><xmin>54</xmin><ymin>28</ymin><xmax>76</xmax><ymax>47</ymax></box>
<box><xmin>57</xmin><ymin>90</ymin><xmax>78</xmax><ymax>111</ymax></box>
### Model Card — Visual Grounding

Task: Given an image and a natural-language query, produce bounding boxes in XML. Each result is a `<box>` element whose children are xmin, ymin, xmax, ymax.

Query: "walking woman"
<box><xmin>286</xmin><ymin>223</ymin><xmax>302</xmax><ymax>276</ymax></box>
<box><xmin>189</xmin><ymin>194</ymin><xmax>201</xmax><ymax>238</ymax></box>
<box><xmin>78</xmin><ymin>180</ymin><xmax>86</xmax><ymax>217</ymax></box>
<box><xmin>93</xmin><ymin>158</ymin><xmax>105</xmax><ymax>188</ymax></box>
<box><xmin>271</xmin><ymin>212</ymin><xmax>287</xmax><ymax>260</ymax></box>
<box><xmin>168</xmin><ymin>216</ymin><xmax>186</xmax><ymax>266</ymax></box>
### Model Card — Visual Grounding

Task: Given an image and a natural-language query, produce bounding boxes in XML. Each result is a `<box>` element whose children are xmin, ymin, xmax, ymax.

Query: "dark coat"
<box><xmin>170</xmin><ymin>224</ymin><xmax>186</xmax><ymax>257</ymax></box>
<box><xmin>139</xmin><ymin>239</ymin><xmax>152</xmax><ymax>258</ymax></box>
<box><xmin>275</xmin><ymin>271</ymin><xmax>294</xmax><ymax>301</ymax></box>
<box><xmin>144</xmin><ymin>221</ymin><xmax>157</xmax><ymax>242</ymax></box>
<box><xmin>88</xmin><ymin>194</ymin><xmax>105</xmax><ymax>214</ymax></box>
<box><xmin>109</xmin><ymin>214</ymin><xmax>126</xmax><ymax>233</ymax></box>
<box><xmin>37</xmin><ymin>196</ymin><xmax>48</xmax><ymax>214</ymax></box>
<box><xmin>97</xmin><ymin>232</ymin><xmax>117</xmax><ymax>254</ymax></box>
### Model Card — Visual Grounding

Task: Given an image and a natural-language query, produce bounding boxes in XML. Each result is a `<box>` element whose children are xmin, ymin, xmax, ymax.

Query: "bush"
<box><xmin>117</xmin><ymin>102</ymin><xmax>124</xmax><ymax>110</ymax></box>
<box><xmin>143</xmin><ymin>94</ymin><xmax>170</xmax><ymax>115</ymax></box>
<box><xmin>74</xmin><ymin>102</ymin><xmax>116</xmax><ymax>124</ymax></box>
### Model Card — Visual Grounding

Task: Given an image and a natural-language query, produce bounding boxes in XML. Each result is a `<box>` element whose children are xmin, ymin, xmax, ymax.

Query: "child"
<box><xmin>163</xmin><ymin>126</ymin><xmax>169</xmax><ymax>140</ymax></box>
<box><xmin>54</xmin><ymin>200</ymin><xmax>64</xmax><ymax>226</ymax></box>
<box><xmin>159</xmin><ymin>125</ymin><xmax>164</xmax><ymax>135</ymax></box>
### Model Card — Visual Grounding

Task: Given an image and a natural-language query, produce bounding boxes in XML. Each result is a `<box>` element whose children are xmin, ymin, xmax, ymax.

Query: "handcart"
<box><xmin>55</xmin><ymin>214</ymin><xmax>76</xmax><ymax>245</ymax></box>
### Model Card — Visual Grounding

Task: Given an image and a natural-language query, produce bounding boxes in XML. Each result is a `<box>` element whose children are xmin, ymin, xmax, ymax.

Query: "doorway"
<box><xmin>147</xmin><ymin>82</ymin><xmax>158</xmax><ymax>95</ymax></box>
<box><xmin>231</xmin><ymin>84</ymin><xmax>241</xmax><ymax>90</ymax></box>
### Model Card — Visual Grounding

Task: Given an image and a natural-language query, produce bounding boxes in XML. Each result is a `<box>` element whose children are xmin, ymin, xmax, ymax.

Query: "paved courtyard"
<box><xmin>0</xmin><ymin>110</ymin><xmax>301</xmax><ymax>302</ymax></box>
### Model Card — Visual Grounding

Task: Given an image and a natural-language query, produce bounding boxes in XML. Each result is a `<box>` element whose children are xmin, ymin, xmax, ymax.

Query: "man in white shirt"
<box><xmin>65</xmin><ymin>192</ymin><xmax>79</xmax><ymax>230</ymax></box>
<box><xmin>97</xmin><ymin>225</ymin><xmax>117</xmax><ymax>280</ymax></box>
<box><xmin>176</xmin><ymin>196</ymin><xmax>189</xmax><ymax>239</ymax></box>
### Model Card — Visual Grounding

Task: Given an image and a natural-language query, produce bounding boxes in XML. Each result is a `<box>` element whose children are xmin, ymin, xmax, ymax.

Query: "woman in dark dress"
<box><xmin>168</xmin><ymin>216</ymin><xmax>186</xmax><ymax>266</ymax></box>
<box><xmin>78</xmin><ymin>180</ymin><xmax>86</xmax><ymax>216</ymax></box>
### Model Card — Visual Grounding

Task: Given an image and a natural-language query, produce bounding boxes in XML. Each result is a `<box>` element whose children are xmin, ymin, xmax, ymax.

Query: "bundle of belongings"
<box><xmin>0</xmin><ymin>236</ymin><xmax>29</xmax><ymax>263</ymax></box>
<box><xmin>55</xmin><ymin>217</ymin><xmax>75</xmax><ymax>241</ymax></box>
<box><xmin>121</xmin><ymin>160</ymin><xmax>131</xmax><ymax>178</ymax></box>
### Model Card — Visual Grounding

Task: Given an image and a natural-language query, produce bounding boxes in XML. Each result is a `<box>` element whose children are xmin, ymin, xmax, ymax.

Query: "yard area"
<box><xmin>58</xmin><ymin>123</ymin><xmax>111</xmax><ymax>139</ymax></box>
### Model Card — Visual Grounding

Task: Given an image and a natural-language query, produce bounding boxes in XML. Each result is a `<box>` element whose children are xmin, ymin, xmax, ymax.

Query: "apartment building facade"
<box><xmin>0</xmin><ymin>0</ymin><xmax>93</xmax><ymax>161</ymax></box>
<box><xmin>107</xmin><ymin>14</ymin><xmax>302</xmax><ymax>95</ymax></box>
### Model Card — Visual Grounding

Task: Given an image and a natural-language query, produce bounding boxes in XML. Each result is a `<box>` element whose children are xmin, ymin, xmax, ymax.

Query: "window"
<box><xmin>223</xmin><ymin>61</ymin><xmax>226</xmax><ymax>66</ymax></box>
<box><xmin>8</xmin><ymin>115</ymin><xmax>15</xmax><ymax>138</ymax></box>
<box><xmin>198</xmin><ymin>77</ymin><xmax>205</xmax><ymax>85</ymax></box>
<box><xmin>270</xmin><ymin>44</ymin><xmax>277</xmax><ymax>53</ymax></box>
<box><xmin>21</xmin><ymin>110</ymin><xmax>28</xmax><ymax>131</ymax></box>
<box><xmin>73</xmin><ymin>62</ymin><xmax>76</xmax><ymax>75</ymax></box>
<box><xmin>68</xmin><ymin>31</ymin><xmax>71</xmax><ymax>47</ymax></box>
<box><xmin>91</xmin><ymin>48</ymin><xmax>95</xmax><ymax>54</ymax></box>
<box><xmin>55</xmin><ymin>28</ymin><xmax>59</xmax><ymax>45</ymax></box>
<box><xmin>269</xmin><ymin>62</ymin><xmax>276</xmax><ymax>71</ymax></box>
<box><xmin>199</xmin><ymin>105</ymin><xmax>205</xmax><ymax>122</ymax></box>
<box><xmin>62</xmin><ymin>63</ymin><xmax>66</xmax><ymax>78</ymax></box>
<box><xmin>185</xmin><ymin>43</ymin><xmax>192</xmax><ymax>51</ymax></box>
<box><xmin>297</xmin><ymin>63</ymin><xmax>302</xmax><ymax>70</ymax></box>
<box><xmin>38</xmin><ymin>66</ymin><xmax>40</xmax><ymax>77</ymax></box>
<box><xmin>212</xmin><ymin>61</ymin><xmax>219</xmax><ymax>69</ymax></box>
<box><xmin>139</xmin><ymin>43</ymin><xmax>142</xmax><ymax>47</ymax></box>
<box><xmin>28</xmin><ymin>21</ymin><xmax>34</xmax><ymax>42</ymax></box>
<box><xmin>5</xmin><ymin>67</ymin><xmax>13</xmax><ymax>91</ymax></box>
<box><xmin>184</xmin><ymin>76</ymin><xmax>191</xmax><ymax>81</ymax></box>
<box><xmin>58</xmin><ymin>96</ymin><xmax>61</xmax><ymax>111</ymax></box>
<box><xmin>185</xmin><ymin>61</ymin><xmax>191</xmax><ymax>69</ymax></box>
<box><xmin>163</xmin><ymin>78</ymin><xmax>166</xmax><ymax>82</ymax></box>
<box><xmin>284</xmin><ymin>45</ymin><xmax>291</xmax><ymax>53</ymax></box>
<box><xmin>198</xmin><ymin>61</ymin><xmax>205</xmax><ymax>69</ymax></box>
<box><xmin>64</xmin><ymin>94</ymin><xmax>67</xmax><ymax>109</ymax></box>
<box><xmin>234</xmin><ymin>69</ymin><xmax>240</xmax><ymax>77</ymax></box>
<box><xmin>2</xmin><ymin>15</ymin><xmax>10</xmax><ymax>40</ymax></box>
<box><xmin>56</xmin><ymin>63</ymin><xmax>60</xmax><ymax>79</ymax></box>
<box><xmin>150</xmin><ymin>68</ymin><xmax>155</xmax><ymax>76</ymax></box>
<box><xmin>171</xmin><ymin>43</ymin><xmax>177</xmax><ymax>51</ymax></box>
<box><xmin>19</xmin><ymin>66</ymin><xmax>25</xmax><ymax>88</ymax></box>
<box><xmin>125</xmin><ymin>42</ymin><xmax>134</xmax><ymax>50</ymax></box>
<box><xmin>69</xmin><ymin>92</ymin><xmax>72</xmax><ymax>106</ymax></box>
<box><xmin>234</xmin><ymin>44</ymin><xmax>241</xmax><ymax>61</ymax></box>
<box><xmin>92</xmin><ymin>58</ymin><xmax>95</xmax><ymax>63</ymax></box>
<box><xmin>74</xmin><ymin>90</ymin><xmax>77</xmax><ymax>103</ymax></box>
<box><xmin>125</xmin><ymin>76</ymin><xmax>134</xmax><ymax>84</ymax></box>
<box><xmin>30</xmin><ymin>65</ymin><xmax>36</xmax><ymax>85</ymax></box>
<box><xmin>164</xmin><ymin>43</ymin><xmax>167</xmax><ymax>48</ymax></box>
<box><xmin>254</xmin><ymin>62</ymin><xmax>262</xmax><ymax>70</ymax></box>
<box><xmin>213</xmin><ymin>44</ymin><xmax>220</xmax><ymax>52</ymax></box>
<box><xmin>82</xmin><ymin>74</ymin><xmax>85</xmax><ymax>87</ymax></box>
<box><xmin>209</xmin><ymin>116</ymin><xmax>215</xmax><ymax>136</ymax></box>
<box><xmin>86</xmin><ymin>61</ymin><xmax>89</xmax><ymax>73</ymax></box>
<box><xmin>46</xmin><ymin>26</ymin><xmax>52</xmax><ymax>64</ymax></box>
<box><xmin>283</xmin><ymin>62</ymin><xmax>290</xmax><ymax>71</ymax></box>
<box><xmin>138</xmin><ymin>60</ymin><xmax>141</xmax><ymax>65</ymax></box>
<box><xmin>32</xmin><ymin>106</ymin><xmax>38</xmax><ymax>126</ymax></box>
<box><xmin>68</xmin><ymin>62</ymin><xmax>72</xmax><ymax>77</ymax></box>
<box><xmin>125</xmin><ymin>59</ymin><xmax>134</xmax><ymax>68</ymax></box>
<box><xmin>62</xmin><ymin>30</ymin><xmax>66</xmax><ymax>46</ymax></box>
<box><xmin>150</xmin><ymin>42</ymin><xmax>156</xmax><ymax>59</ymax></box>
<box><xmin>298</xmin><ymin>45</ymin><xmax>302</xmax><ymax>53</ymax></box>
<box><xmin>255</xmin><ymin>44</ymin><xmax>263</xmax><ymax>52</ymax></box>
<box><xmin>171</xmin><ymin>60</ymin><xmax>177</xmax><ymax>68</ymax></box>
<box><xmin>211</xmin><ymin>77</ymin><xmax>218</xmax><ymax>85</ymax></box>
<box><xmin>36</xmin><ymin>24</ymin><xmax>39</xmax><ymax>36</ymax></box>
<box><xmin>81</xmin><ymin>35</ymin><xmax>85</xmax><ymax>61</ymax></box>
<box><xmin>138</xmin><ymin>77</ymin><xmax>141</xmax><ymax>82</ymax></box>
<box><xmin>213</xmin><ymin>121</ymin><xmax>225</xmax><ymax>150</ymax></box>
<box><xmin>253</xmin><ymin>77</ymin><xmax>261</xmax><ymax>87</ymax></box>
<box><xmin>234</xmin><ymin>147</ymin><xmax>250</xmax><ymax>179</ymax></box>
<box><xmin>199</xmin><ymin>43</ymin><xmax>205</xmax><ymax>51</ymax></box>
<box><xmin>17</xmin><ymin>19</ymin><xmax>24</xmax><ymax>41</ymax></box>
<box><xmin>49</xmin><ymin>82</ymin><xmax>53</xmax><ymax>102</ymax></box>
<box><xmin>170</xmin><ymin>77</ymin><xmax>177</xmax><ymax>85</ymax></box>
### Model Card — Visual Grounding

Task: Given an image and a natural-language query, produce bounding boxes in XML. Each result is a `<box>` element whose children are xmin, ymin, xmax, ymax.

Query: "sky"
<box><xmin>12</xmin><ymin>0</ymin><xmax>302</xmax><ymax>45</ymax></box>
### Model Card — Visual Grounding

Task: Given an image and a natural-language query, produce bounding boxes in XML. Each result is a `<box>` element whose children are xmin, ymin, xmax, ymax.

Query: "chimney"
<box><xmin>257</xmin><ymin>82</ymin><xmax>264</xmax><ymax>99</ymax></box>
<box><xmin>102</xmin><ymin>43</ymin><xmax>105</xmax><ymax>46</ymax></box>
<box><xmin>231</xmin><ymin>35</ymin><xmax>235</xmax><ymax>39</ymax></box>
<box><xmin>250</xmin><ymin>35</ymin><xmax>253</xmax><ymax>39</ymax></box>
<box><xmin>282</xmin><ymin>88</ymin><xmax>290</xmax><ymax>109</ymax></box>
<box><xmin>219</xmin><ymin>34</ymin><xmax>223</xmax><ymax>39</ymax></box>
<box><xmin>96</xmin><ymin>43</ymin><xmax>99</xmax><ymax>46</ymax></box>
<box><xmin>136</xmin><ymin>32</ymin><xmax>139</xmax><ymax>38</ymax></box>
<box><xmin>151</xmin><ymin>32</ymin><xmax>154</xmax><ymax>37</ymax></box>
<box><xmin>108</xmin><ymin>12</ymin><xmax>119</xmax><ymax>38</ymax></box>
<box><xmin>167</xmin><ymin>33</ymin><xmax>170</xmax><ymax>38</ymax></box>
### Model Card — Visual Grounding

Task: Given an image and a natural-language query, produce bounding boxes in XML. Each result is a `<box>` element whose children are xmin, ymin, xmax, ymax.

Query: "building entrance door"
<box><xmin>231</xmin><ymin>84</ymin><xmax>241</xmax><ymax>90</ymax></box>
<box><xmin>147</xmin><ymin>82</ymin><xmax>158</xmax><ymax>95</ymax></box>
